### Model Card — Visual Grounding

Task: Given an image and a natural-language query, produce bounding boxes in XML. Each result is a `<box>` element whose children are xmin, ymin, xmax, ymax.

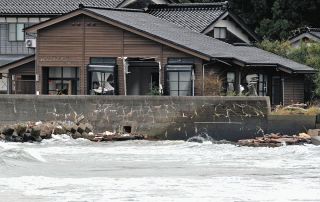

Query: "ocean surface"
<box><xmin>0</xmin><ymin>135</ymin><xmax>320</xmax><ymax>202</ymax></box>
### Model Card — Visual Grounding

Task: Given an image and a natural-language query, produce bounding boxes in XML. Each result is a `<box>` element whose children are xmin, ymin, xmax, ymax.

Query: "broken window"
<box><xmin>88</xmin><ymin>57</ymin><xmax>116</xmax><ymax>95</ymax></box>
<box><xmin>226</xmin><ymin>72</ymin><xmax>236</xmax><ymax>93</ymax></box>
<box><xmin>241</xmin><ymin>73</ymin><xmax>267</xmax><ymax>96</ymax></box>
<box><xmin>48</xmin><ymin>67</ymin><xmax>79</xmax><ymax>95</ymax></box>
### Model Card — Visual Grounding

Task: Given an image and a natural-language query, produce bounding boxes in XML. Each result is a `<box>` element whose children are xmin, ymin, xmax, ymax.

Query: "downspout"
<box><xmin>158</xmin><ymin>60</ymin><xmax>162</xmax><ymax>95</ymax></box>
<box><xmin>282</xmin><ymin>76</ymin><xmax>285</xmax><ymax>105</ymax></box>
<box><xmin>192</xmin><ymin>69</ymin><xmax>195</xmax><ymax>96</ymax></box>
<box><xmin>122</xmin><ymin>57</ymin><xmax>127</xmax><ymax>96</ymax></box>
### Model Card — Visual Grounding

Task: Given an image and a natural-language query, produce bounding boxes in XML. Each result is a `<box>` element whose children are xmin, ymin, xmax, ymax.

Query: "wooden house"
<box><xmin>14</xmin><ymin>6</ymin><xmax>315</xmax><ymax>106</ymax></box>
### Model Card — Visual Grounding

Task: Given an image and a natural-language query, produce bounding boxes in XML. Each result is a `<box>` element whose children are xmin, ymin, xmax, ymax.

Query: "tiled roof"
<box><xmin>310</xmin><ymin>31</ymin><xmax>320</xmax><ymax>39</ymax></box>
<box><xmin>147</xmin><ymin>2</ymin><xmax>228</xmax><ymax>33</ymax></box>
<box><xmin>0</xmin><ymin>0</ymin><xmax>124</xmax><ymax>15</ymax></box>
<box><xmin>290</xmin><ymin>27</ymin><xmax>320</xmax><ymax>40</ymax></box>
<box><xmin>84</xmin><ymin>8</ymin><xmax>314</xmax><ymax>73</ymax></box>
<box><xmin>0</xmin><ymin>55</ymin><xmax>29</xmax><ymax>67</ymax></box>
<box><xmin>233</xmin><ymin>46</ymin><xmax>314</xmax><ymax>73</ymax></box>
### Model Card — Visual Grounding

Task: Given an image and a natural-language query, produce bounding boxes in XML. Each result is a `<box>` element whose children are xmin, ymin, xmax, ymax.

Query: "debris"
<box><xmin>237</xmin><ymin>133</ymin><xmax>312</xmax><ymax>147</ymax></box>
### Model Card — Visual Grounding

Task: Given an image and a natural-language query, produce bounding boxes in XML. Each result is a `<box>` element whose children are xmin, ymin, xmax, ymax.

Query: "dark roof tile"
<box><xmin>147</xmin><ymin>3</ymin><xmax>227</xmax><ymax>33</ymax></box>
<box><xmin>0</xmin><ymin>0</ymin><xmax>124</xmax><ymax>15</ymax></box>
<box><xmin>290</xmin><ymin>27</ymin><xmax>320</xmax><ymax>40</ymax></box>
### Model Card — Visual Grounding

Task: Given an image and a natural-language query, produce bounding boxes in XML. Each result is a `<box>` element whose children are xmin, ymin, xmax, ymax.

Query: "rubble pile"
<box><xmin>237</xmin><ymin>131</ymin><xmax>320</xmax><ymax>147</ymax></box>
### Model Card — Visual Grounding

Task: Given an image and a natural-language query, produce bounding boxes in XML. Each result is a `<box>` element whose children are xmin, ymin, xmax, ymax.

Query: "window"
<box><xmin>88</xmin><ymin>57</ymin><xmax>116</xmax><ymax>95</ymax></box>
<box><xmin>214</xmin><ymin>27</ymin><xmax>227</xmax><ymax>39</ymax></box>
<box><xmin>258</xmin><ymin>74</ymin><xmax>268</xmax><ymax>96</ymax></box>
<box><xmin>226</xmin><ymin>72</ymin><xmax>235</xmax><ymax>93</ymax></box>
<box><xmin>166</xmin><ymin>58</ymin><xmax>194</xmax><ymax>96</ymax></box>
<box><xmin>240</xmin><ymin>73</ymin><xmax>267</xmax><ymax>96</ymax></box>
<box><xmin>8</xmin><ymin>24</ymin><xmax>25</xmax><ymax>41</ymax></box>
<box><xmin>48</xmin><ymin>67</ymin><xmax>79</xmax><ymax>95</ymax></box>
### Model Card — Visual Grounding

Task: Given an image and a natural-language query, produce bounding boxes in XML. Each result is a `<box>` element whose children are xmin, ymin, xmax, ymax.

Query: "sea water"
<box><xmin>0</xmin><ymin>135</ymin><xmax>320</xmax><ymax>202</ymax></box>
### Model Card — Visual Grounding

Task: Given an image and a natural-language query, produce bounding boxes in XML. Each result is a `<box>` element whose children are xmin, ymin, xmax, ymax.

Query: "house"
<box><xmin>147</xmin><ymin>2</ymin><xmax>259</xmax><ymax>44</ymax></box>
<box><xmin>8</xmin><ymin>5</ymin><xmax>313</xmax><ymax>106</ymax></box>
<box><xmin>289</xmin><ymin>27</ymin><xmax>320</xmax><ymax>48</ymax></box>
<box><xmin>0</xmin><ymin>0</ymin><xmax>172</xmax><ymax>94</ymax></box>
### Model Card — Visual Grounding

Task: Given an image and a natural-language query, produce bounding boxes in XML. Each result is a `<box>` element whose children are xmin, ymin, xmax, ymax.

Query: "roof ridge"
<box><xmin>147</xmin><ymin>1</ymin><xmax>229</xmax><ymax>10</ymax></box>
<box><xmin>289</xmin><ymin>26</ymin><xmax>320</xmax><ymax>39</ymax></box>
<box><xmin>79</xmin><ymin>4</ymin><xmax>144</xmax><ymax>12</ymax></box>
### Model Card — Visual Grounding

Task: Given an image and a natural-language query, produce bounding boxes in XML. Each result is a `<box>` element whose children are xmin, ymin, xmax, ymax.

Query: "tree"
<box><xmin>258</xmin><ymin>40</ymin><xmax>320</xmax><ymax>97</ymax></box>
<box><xmin>175</xmin><ymin>0</ymin><xmax>320</xmax><ymax>40</ymax></box>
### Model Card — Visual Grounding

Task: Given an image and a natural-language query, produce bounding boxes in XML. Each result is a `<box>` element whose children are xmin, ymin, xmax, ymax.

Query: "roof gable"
<box><xmin>147</xmin><ymin>3</ymin><xmax>259</xmax><ymax>42</ymax></box>
<box><xmin>290</xmin><ymin>27</ymin><xmax>320</xmax><ymax>42</ymax></box>
<box><xmin>147</xmin><ymin>2</ymin><xmax>228</xmax><ymax>33</ymax></box>
<box><xmin>290</xmin><ymin>32</ymin><xmax>320</xmax><ymax>44</ymax></box>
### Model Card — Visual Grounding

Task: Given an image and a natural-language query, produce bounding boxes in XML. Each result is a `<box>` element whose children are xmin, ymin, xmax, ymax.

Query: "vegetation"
<box><xmin>148</xmin><ymin>85</ymin><xmax>162</xmax><ymax>96</ymax></box>
<box><xmin>258</xmin><ymin>40</ymin><xmax>320</xmax><ymax>97</ymax></box>
<box><xmin>271</xmin><ymin>105</ymin><xmax>320</xmax><ymax>115</ymax></box>
<box><xmin>176</xmin><ymin>0</ymin><xmax>320</xmax><ymax>40</ymax></box>
<box><xmin>201</xmin><ymin>74</ymin><xmax>224</xmax><ymax>96</ymax></box>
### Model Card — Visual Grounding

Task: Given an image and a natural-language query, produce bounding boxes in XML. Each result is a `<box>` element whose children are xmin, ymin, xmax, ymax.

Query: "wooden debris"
<box><xmin>237</xmin><ymin>132</ymin><xmax>312</xmax><ymax>147</ymax></box>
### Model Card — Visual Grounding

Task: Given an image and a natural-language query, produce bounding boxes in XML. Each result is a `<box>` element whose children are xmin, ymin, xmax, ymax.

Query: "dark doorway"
<box><xmin>126</xmin><ymin>59</ymin><xmax>160</xmax><ymax>95</ymax></box>
<box><xmin>272</xmin><ymin>76</ymin><xmax>283</xmax><ymax>105</ymax></box>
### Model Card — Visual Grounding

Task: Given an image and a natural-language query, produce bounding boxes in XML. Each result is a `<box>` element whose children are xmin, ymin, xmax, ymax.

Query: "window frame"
<box><xmin>8</xmin><ymin>23</ymin><xmax>25</xmax><ymax>42</ymax></box>
<box><xmin>213</xmin><ymin>27</ymin><xmax>227</xmax><ymax>39</ymax></box>
<box><xmin>226</xmin><ymin>72</ymin><xmax>236</xmax><ymax>93</ymax></box>
<box><xmin>166</xmin><ymin>58</ymin><xmax>195</xmax><ymax>96</ymax></box>
<box><xmin>88</xmin><ymin>57</ymin><xmax>117</xmax><ymax>95</ymax></box>
<box><xmin>47</xmin><ymin>67</ymin><xmax>79</xmax><ymax>95</ymax></box>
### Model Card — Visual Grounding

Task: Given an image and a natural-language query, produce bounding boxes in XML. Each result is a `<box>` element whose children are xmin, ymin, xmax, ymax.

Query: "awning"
<box><xmin>0</xmin><ymin>55</ymin><xmax>35</xmax><ymax>73</ymax></box>
<box><xmin>87</xmin><ymin>64</ymin><xmax>115</xmax><ymax>73</ymax></box>
<box><xmin>165</xmin><ymin>64</ymin><xmax>193</xmax><ymax>71</ymax></box>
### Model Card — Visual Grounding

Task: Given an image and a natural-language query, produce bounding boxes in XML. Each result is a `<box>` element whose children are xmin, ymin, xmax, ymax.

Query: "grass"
<box><xmin>271</xmin><ymin>105</ymin><xmax>320</xmax><ymax>115</ymax></box>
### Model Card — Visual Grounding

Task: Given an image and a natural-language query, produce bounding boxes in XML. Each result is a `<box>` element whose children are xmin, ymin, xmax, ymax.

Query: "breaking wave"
<box><xmin>41</xmin><ymin>134</ymin><xmax>91</xmax><ymax>145</ymax></box>
<box><xmin>0</xmin><ymin>147</ymin><xmax>46</xmax><ymax>166</ymax></box>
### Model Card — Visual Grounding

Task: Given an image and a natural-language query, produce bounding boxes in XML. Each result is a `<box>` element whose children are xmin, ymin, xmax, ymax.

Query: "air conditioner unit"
<box><xmin>25</xmin><ymin>39</ymin><xmax>36</xmax><ymax>48</ymax></box>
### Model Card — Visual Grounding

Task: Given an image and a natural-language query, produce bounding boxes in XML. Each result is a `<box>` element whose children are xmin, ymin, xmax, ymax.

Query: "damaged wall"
<box><xmin>0</xmin><ymin>95</ymin><xmax>270</xmax><ymax>140</ymax></box>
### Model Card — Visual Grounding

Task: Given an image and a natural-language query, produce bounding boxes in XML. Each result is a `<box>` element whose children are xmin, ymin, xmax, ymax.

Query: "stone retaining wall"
<box><xmin>0</xmin><ymin>95</ymin><xmax>270</xmax><ymax>140</ymax></box>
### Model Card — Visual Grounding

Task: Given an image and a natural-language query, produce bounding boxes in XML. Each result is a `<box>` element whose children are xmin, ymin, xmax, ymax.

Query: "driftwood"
<box><xmin>93</xmin><ymin>133</ymin><xmax>145</xmax><ymax>142</ymax></box>
<box><xmin>237</xmin><ymin>133</ymin><xmax>312</xmax><ymax>147</ymax></box>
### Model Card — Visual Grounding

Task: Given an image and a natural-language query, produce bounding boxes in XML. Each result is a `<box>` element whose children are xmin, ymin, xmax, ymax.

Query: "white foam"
<box><xmin>0</xmin><ymin>141</ymin><xmax>319</xmax><ymax>201</ymax></box>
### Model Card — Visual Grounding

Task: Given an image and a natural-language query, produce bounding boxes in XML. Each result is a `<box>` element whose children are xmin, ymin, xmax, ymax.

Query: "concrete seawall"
<box><xmin>0</xmin><ymin>95</ymin><xmax>270</xmax><ymax>141</ymax></box>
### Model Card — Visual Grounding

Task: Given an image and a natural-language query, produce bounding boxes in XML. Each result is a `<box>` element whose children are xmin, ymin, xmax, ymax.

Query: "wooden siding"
<box><xmin>9</xmin><ymin>61</ymin><xmax>35</xmax><ymax>75</ymax></box>
<box><xmin>9</xmin><ymin>61</ymin><xmax>35</xmax><ymax>94</ymax></box>
<box><xmin>283</xmin><ymin>74</ymin><xmax>305</xmax><ymax>105</ymax></box>
<box><xmin>36</xmin><ymin>15</ymin><xmax>202</xmax><ymax>95</ymax></box>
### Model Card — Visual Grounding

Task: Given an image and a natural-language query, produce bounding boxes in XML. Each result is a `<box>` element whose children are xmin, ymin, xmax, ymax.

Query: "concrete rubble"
<box><xmin>0</xmin><ymin>121</ymin><xmax>146</xmax><ymax>143</ymax></box>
